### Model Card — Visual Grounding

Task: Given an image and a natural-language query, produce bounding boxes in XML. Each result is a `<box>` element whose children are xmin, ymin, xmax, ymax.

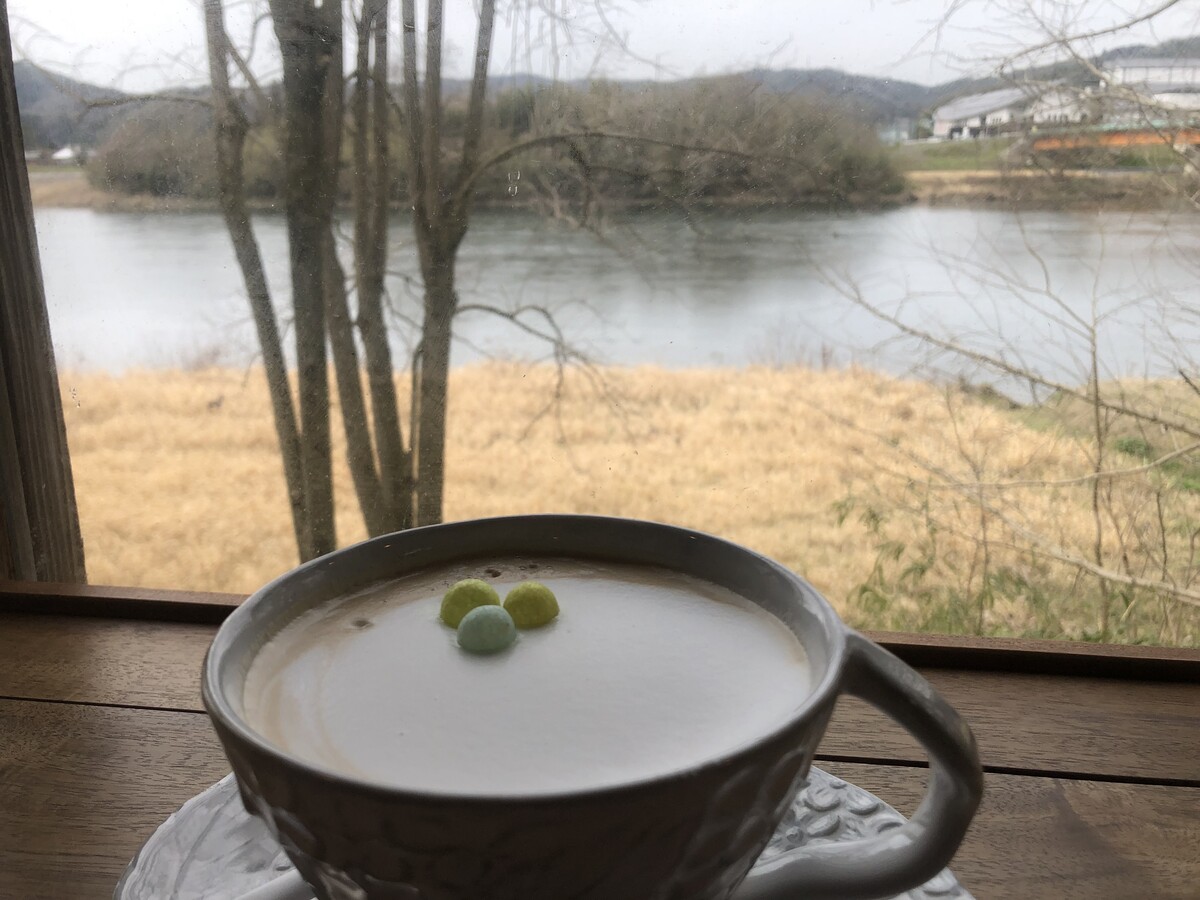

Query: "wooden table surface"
<box><xmin>1</xmin><ymin>601</ymin><xmax>1197</xmax><ymax>900</ymax></box>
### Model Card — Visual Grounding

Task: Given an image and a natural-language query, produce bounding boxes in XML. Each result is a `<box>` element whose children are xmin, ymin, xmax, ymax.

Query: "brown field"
<box><xmin>28</xmin><ymin>170</ymin><xmax>115</xmax><ymax>209</ymax></box>
<box><xmin>28</xmin><ymin>169</ymin><xmax>222</xmax><ymax>212</ymax></box>
<box><xmin>61</xmin><ymin>363</ymin><xmax>1199</xmax><ymax>646</ymax></box>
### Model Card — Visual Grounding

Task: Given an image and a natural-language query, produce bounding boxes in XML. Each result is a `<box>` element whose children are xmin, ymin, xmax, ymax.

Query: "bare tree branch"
<box><xmin>456</xmin><ymin>0</ymin><xmax>497</xmax><ymax>188</ymax></box>
<box><xmin>87</xmin><ymin>93</ymin><xmax>211</xmax><ymax>110</ymax></box>
<box><xmin>823</xmin><ymin>269</ymin><xmax>1200</xmax><ymax>443</ymax></box>
<box><xmin>805</xmin><ymin>396</ymin><xmax>1200</xmax><ymax>611</ymax></box>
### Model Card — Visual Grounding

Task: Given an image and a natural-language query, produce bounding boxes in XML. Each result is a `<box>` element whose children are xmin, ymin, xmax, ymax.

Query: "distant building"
<box><xmin>877</xmin><ymin>118</ymin><xmax>915</xmax><ymax>144</ymax></box>
<box><xmin>50</xmin><ymin>146</ymin><xmax>79</xmax><ymax>163</ymax></box>
<box><xmin>933</xmin><ymin>85</ymin><xmax>1092</xmax><ymax>139</ymax></box>
<box><xmin>1028</xmin><ymin>86</ymin><xmax>1095</xmax><ymax>127</ymax></box>
<box><xmin>1101</xmin><ymin>58</ymin><xmax>1200</xmax><ymax>117</ymax></box>
<box><xmin>931</xmin><ymin>85</ymin><xmax>1099</xmax><ymax>140</ymax></box>
<box><xmin>930</xmin><ymin>57</ymin><xmax>1200</xmax><ymax>145</ymax></box>
<box><xmin>1105</xmin><ymin>58</ymin><xmax>1200</xmax><ymax>88</ymax></box>
<box><xmin>932</xmin><ymin>87</ymin><xmax>1034</xmax><ymax>139</ymax></box>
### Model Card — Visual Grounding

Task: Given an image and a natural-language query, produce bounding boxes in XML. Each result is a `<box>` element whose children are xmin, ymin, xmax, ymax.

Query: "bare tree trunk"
<box><xmin>303</xmin><ymin>0</ymin><xmax>400</xmax><ymax>538</ymax></box>
<box><xmin>354</xmin><ymin>0</ymin><xmax>412</xmax><ymax>531</ymax></box>
<box><xmin>203</xmin><ymin>0</ymin><xmax>308</xmax><ymax>557</ymax></box>
<box><xmin>270</xmin><ymin>0</ymin><xmax>341</xmax><ymax>558</ymax></box>
<box><xmin>205</xmin><ymin>0</ymin><xmax>738</xmax><ymax>554</ymax></box>
<box><xmin>0</xmin><ymin>0</ymin><xmax>86</xmax><ymax>582</ymax></box>
<box><xmin>324</xmin><ymin>233</ymin><xmax>391</xmax><ymax>535</ymax></box>
<box><xmin>400</xmin><ymin>0</ymin><xmax>496</xmax><ymax>527</ymax></box>
<box><xmin>414</xmin><ymin>260</ymin><xmax>455</xmax><ymax>526</ymax></box>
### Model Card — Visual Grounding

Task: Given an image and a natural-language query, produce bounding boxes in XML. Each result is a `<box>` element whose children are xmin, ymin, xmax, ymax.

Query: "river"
<box><xmin>32</xmin><ymin>205</ymin><xmax>1200</xmax><ymax>388</ymax></box>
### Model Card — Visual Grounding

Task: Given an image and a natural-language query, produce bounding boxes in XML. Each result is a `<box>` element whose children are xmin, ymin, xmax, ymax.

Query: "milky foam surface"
<box><xmin>242</xmin><ymin>559</ymin><xmax>811</xmax><ymax>795</ymax></box>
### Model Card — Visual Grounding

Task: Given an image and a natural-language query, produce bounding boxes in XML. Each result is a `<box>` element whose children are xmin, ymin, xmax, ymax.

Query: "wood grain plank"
<box><xmin>3</xmin><ymin>614</ymin><xmax>1197</xmax><ymax>783</ymax></box>
<box><xmin>861</xmin><ymin>630</ymin><xmax>1200</xmax><ymax>681</ymax></box>
<box><xmin>1</xmin><ymin>699</ymin><xmax>1196</xmax><ymax>900</ymax></box>
<box><xmin>0</xmin><ymin>580</ymin><xmax>243</xmax><ymax>623</ymax></box>
<box><xmin>0</xmin><ymin>614</ymin><xmax>214</xmax><ymax>709</ymax></box>
<box><xmin>821</xmin><ymin>669</ymin><xmax>1200</xmax><ymax>784</ymax></box>
<box><xmin>0</xmin><ymin>700</ymin><xmax>227</xmax><ymax>900</ymax></box>
<box><xmin>826</xmin><ymin>762</ymin><xmax>1200</xmax><ymax>900</ymax></box>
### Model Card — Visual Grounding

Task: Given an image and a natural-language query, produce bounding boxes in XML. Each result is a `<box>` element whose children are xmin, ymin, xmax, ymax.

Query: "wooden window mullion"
<box><xmin>0</xmin><ymin>0</ymin><xmax>86</xmax><ymax>582</ymax></box>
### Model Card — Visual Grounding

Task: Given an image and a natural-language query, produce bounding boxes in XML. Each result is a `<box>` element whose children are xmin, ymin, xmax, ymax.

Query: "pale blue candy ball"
<box><xmin>456</xmin><ymin>604</ymin><xmax>517</xmax><ymax>654</ymax></box>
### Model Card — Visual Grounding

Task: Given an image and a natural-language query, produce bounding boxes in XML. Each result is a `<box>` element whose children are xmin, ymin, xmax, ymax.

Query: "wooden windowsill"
<box><xmin>3</xmin><ymin>578</ymin><xmax>1198</xmax><ymax>681</ymax></box>
<box><xmin>2</xmin><ymin>583</ymin><xmax>1197</xmax><ymax>898</ymax></box>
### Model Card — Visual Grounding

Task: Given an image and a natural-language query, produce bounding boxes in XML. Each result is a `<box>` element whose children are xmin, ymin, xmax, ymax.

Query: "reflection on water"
<box><xmin>33</xmin><ymin>205</ymin><xmax>1200</xmax><ymax>387</ymax></box>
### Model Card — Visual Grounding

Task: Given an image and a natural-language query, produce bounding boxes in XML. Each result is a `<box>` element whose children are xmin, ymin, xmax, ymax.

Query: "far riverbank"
<box><xmin>905</xmin><ymin>169</ymin><xmax>1191</xmax><ymax>211</ymax></box>
<box><xmin>29</xmin><ymin>168</ymin><xmax>1191</xmax><ymax>213</ymax></box>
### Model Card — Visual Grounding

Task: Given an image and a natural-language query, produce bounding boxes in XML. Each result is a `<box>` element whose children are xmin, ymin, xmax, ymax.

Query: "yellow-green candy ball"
<box><xmin>440</xmin><ymin>578</ymin><xmax>500</xmax><ymax>627</ymax></box>
<box><xmin>503</xmin><ymin>581</ymin><xmax>559</xmax><ymax>628</ymax></box>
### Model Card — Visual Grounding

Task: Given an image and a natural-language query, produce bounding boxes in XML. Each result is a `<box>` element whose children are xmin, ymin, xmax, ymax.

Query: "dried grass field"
<box><xmin>61</xmin><ymin>362</ymin><xmax>1199</xmax><ymax>646</ymax></box>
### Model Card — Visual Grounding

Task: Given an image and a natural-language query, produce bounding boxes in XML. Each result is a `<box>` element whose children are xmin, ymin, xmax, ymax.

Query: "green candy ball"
<box><xmin>456</xmin><ymin>605</ymin><xmax>517</xmax><ymax>654</ymax></box>
<box><xmin>440</xmin><ymin>578</ymin><xmax>500</xmax><ymax>628</ymax></box>
<box><xmin>503</xmin><ymin>581</ymin><xmax>560</xmax><ymax>629</ymax></box>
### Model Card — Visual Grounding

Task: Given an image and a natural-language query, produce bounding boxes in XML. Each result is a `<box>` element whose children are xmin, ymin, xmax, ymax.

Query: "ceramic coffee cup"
<box><xmin>203</xmin><ymin>515</ymin><xmax>983</xmax><ymax>900</ymax></box>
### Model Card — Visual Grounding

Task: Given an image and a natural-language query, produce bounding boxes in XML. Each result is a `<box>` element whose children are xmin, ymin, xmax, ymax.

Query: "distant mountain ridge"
<box><xmin>15</xmin><ymin>34</ymin><xmax>1200</xmax><ymax>149</ymax></box>
<box><xmin>14</xmin><ymin>61</ymin><xmax>126</xmax><ymax>149</ymax></box>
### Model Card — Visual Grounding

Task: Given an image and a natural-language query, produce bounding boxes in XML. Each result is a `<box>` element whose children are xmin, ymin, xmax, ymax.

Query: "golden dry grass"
<box><xmin>61</xmin><ymin>362</ymin><xmax>1199</xmax><ymax>645</ymax></box>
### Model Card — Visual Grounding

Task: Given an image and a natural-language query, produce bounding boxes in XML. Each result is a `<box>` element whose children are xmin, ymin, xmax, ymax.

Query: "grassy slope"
<box><xmin>62</xmin><ymin>363</ymin><xmax>1198</xmax><ymax>646</ymax></box>
<box><xmin>889</xmin><ymin>137</ymin><xmax>1017</xmax><ymax>172</ymax></box>
<box><xmin>1020</xmin><ymin>380</ymin><xmax>1200</xmax><ymax>492</ymax></box>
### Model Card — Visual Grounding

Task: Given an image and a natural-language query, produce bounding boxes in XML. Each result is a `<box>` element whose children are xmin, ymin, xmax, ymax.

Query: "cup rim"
<box><xmin>202</xmin><ymin>514</ymin><xmax>850</xmax><ymax>806</ymax></box>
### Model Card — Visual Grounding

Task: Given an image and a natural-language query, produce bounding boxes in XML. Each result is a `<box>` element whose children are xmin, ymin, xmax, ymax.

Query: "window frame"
<box><xmin>2</xmin><ymin>6</ymin><xmax>1198</xmax><ymax>668</ymax></box>
<box><xmin>3</xmin><ymin>578</ymin><xmax>1199</xmax><ymax>679</ymax></box>
<box><xmin>0</xmin><ymin>5</ymin><xmax>86</xmax><ymax>583</ymax></box>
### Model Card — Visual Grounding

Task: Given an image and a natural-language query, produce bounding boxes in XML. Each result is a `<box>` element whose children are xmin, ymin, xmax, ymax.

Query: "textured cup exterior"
<box><xmin>203</xmin><ymin>515</ymin><xmax>851</xmax><ymax>900</ymax></box>
<box><xmin>211</xmin><ymin>700</ymin><xmax>837</xmax><ymax>900</ymax></box>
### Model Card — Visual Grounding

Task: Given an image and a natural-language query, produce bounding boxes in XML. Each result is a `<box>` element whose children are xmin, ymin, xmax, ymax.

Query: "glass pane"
<box><xmin>8</xmin><ymin>0</ymin><xmax>1199</xmax><ymax>646</ymax></box>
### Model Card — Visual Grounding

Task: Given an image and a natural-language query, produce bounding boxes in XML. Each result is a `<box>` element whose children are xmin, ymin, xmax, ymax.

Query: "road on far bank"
<box><xmin>905</xmin><ymin>167</ymin><xmax>1190</xmax><ymax>211</ymax></box>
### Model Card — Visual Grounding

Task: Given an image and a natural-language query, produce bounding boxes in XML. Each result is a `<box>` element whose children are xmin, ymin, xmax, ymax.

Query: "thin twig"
<box><xmin>799</xmin><ymin>395</ymin><xmax>1200</xmax><ymax>611</ymax></box>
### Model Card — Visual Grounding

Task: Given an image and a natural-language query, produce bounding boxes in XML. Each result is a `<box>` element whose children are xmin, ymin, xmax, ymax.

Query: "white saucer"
<box><xmin>115</xmin><ymin>767</ymin><xmax>972</xmax><ymax>899</ymax></box>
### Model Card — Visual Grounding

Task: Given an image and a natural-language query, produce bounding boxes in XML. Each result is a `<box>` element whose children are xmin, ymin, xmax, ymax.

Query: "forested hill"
<box><xmin>14</xmin><ymin>61</ymin><xmax>124</xmax><ymax>149</ymax></box>
<box><xmin>13</xmin><ymin>59</ymin><xmax>939</xmax><ymax>152</ymax></box>
<box><xmin>11</xmin><ymin>60</ymin><xmax>938</xmax><ymax>153</ymax></box>
<box><xmin>15</xmin><ymin>32</ymin><xmax>1200</xmax><ymax>151</ymax></box>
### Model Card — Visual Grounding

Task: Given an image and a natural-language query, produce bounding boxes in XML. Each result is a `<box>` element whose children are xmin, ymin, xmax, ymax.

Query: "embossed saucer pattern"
<box><xmin>115</xmin><ymin>767</ymin><xmax>973</xmax><ymax>900</ymax></box>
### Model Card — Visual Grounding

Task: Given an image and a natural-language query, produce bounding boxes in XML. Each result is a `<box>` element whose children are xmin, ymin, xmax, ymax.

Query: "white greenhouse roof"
<box><xmin>933</xmin><ymin>87</ymin><xmax>1033</xmax><ymax>122</ymax></box>
<box><xmin>1109</xmin><ymin>58</ymin><xmax>1200</xmax><ymax>70</ymax></box>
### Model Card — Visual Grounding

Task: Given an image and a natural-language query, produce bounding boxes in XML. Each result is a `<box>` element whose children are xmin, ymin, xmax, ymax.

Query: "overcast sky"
<box><xmin>9</xmin><ymin>0</ymin><xmax>1200</xmax><ymax>92</ymax></box>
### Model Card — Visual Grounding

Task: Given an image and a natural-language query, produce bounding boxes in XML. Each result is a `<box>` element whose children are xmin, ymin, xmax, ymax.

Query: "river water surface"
<box><xmin>34</xmin><ymin>205</ymin><xmax>1200</xmax><ymax>388</ymax></box>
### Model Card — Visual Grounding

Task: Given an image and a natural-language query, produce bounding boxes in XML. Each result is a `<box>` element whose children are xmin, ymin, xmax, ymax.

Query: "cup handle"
<box><xmin>735</xmin><ymin>631</ymin><xmax>984</xmax><ymax>900</ymax></box>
